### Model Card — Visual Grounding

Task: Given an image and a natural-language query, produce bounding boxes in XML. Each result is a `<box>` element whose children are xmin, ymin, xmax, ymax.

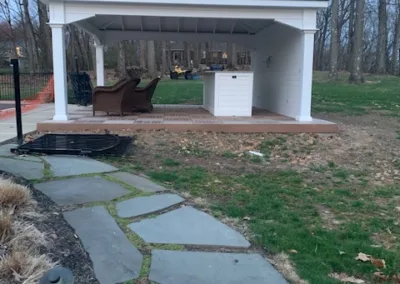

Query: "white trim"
<box><xmin>73</xmin><ymin>21</ymin><xmax>103</xmax><ymax>44</ymax></box>
<box><xmin>95</xmin><ymin>45</ymin><xmax>105</xmax><ymax>86</ymax></box>
<box><xmin>297</xmin><ymin>31</ymin><xmax>314</xmax><ymax>122</ymax></box>
<box><xmin>43</xmin><ymin>0</ymin><xmax>328</xmax><ymax>9</ymax></box>
<box><xmin>51</xmin><ymin>25</ymin><xmax>69</xmax><ymax>121</ymax></box>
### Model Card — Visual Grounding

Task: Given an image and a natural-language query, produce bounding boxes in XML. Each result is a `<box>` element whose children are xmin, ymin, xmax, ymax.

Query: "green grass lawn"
<box><xmin>101</xmin><ymin>130</ymin><xmax>400</xmax><ymax>284</ymax></box>
<box><xmin>97</xmin><ymin>72</ymin><xmax>400</xmax><ymax>283</ymax></box>
<box><xmin>149</xmin><ymin>72</ymin><xmax>400</xmax><ymax>117</ymax></box>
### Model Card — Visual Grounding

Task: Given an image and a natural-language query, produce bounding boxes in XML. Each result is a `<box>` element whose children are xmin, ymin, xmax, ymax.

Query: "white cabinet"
<box><xmin>203</xmin><ymin>72</ymin><xmax>253</xmax><ymax>116</ymax></box>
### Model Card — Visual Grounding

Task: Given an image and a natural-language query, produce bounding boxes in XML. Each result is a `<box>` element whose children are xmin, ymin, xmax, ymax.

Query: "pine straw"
<box><xmin>0</xmin><ymin>177</ymin><xmax>56</xmax><ymax>284</ymax></box>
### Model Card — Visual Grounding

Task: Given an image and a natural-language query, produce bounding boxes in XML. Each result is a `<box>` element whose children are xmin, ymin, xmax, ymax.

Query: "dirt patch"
<box><xmin>0</xmin><ymin>171</ymin><xmax>99</xmax><ymax>284</ymax></box>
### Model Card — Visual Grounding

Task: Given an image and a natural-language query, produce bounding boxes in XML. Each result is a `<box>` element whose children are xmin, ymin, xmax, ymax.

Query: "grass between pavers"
<box><xmin>33</xmin><ymin>169</ymin><xmax>185</xmax><ymax>283</ymax></box>
<box><xmin>99</xmin><ymin>135</ymin><xmax>400</xmax><ymax>284</ymax></box>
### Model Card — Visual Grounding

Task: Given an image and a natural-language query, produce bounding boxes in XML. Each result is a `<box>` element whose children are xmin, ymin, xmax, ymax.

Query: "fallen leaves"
<box><xmin>370</xmin><ymin>257</ymin><xmax>386</xmax><ymax>269</ymax></box>
<box><xmin>355</xmin><ymin>252</ymin><xmax>371</xmax><ymax>262</ymax></box>
<box><xmin>354</xmin><ymin>252</ymin><xmax>386</xmax><ymax>268</ymax></box>
<box><xmin>373</xmin><ymin>272</ymin><xmax>400</xmax><ymax>283</ymax></box>
<box><xmin>330</xmin><ymin>273</ymin><xmax>365</xmax><ymax>283</ymax></box>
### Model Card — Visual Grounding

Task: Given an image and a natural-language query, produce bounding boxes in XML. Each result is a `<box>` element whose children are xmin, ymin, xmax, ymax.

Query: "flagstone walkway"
<box><xmin>0</xmin><ymin>145</ymin><xmax>287</xmax><ymax>284</ymax></box>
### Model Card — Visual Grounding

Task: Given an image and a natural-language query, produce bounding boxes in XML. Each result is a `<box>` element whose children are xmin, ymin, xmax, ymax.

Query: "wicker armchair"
<box><xmin>131</xmin><ymin>78</ymin><xmax>161</xmax><ymax>112</ymax></box>
<box><xmin>92</xmin><ymin>78</ymin><xmax>140</xmax><ymax>116</ymax></box>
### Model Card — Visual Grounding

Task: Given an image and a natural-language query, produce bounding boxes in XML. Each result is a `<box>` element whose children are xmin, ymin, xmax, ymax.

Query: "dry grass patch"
<box><xmin>0</xmin><ymin>179</ymin><xmax>34</xmax><ymax>211</ymax></box>
<box><xmin>271</xmin><ymin>253</ymin><xmax>308</xmax><ymax>284</ymax></box>
<box><xmin>0</xmin><ymin>251</ymin><xmax>54</xmax><ymax>284</ymax></box>
<box><xmin>0</xmin><ymin>178</ymin><xmax>56</xmax><ymax>284</ymax></box>
<box><xmin>0</xmin><ymin>215</ymin><xmax>12</xmax><ymax>244</ymax></box>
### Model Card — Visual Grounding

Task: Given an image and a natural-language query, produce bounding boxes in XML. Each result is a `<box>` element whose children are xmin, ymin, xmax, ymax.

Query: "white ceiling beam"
<box><xmin>100</xmin><ymin>20</ymin><xmax>114</xmax><ymax>30</ymax></box>
<box><xmin>74</xmin><ymin>20</ymin><xmax>104</xmax><ymax>44</ymax></box>
<box><xmin>119</xmin><ymin>16</ymin><xmax>125</xmax><ymax>31</ymax></box>
<box><xmin>139</xmin><ymin>16</ymin><xmax>144</xmax><ymax>31</ymax></box>
<box><xmin>237</xmin><ymin>21</ymin><xmax>252</xmax><ymax>34</ymax></box>
<box><xmin>104</xmin><ymin>30</ymin><xmax>253</xmax><ymax>44</ymax></box>
<box><xmin>230</xmin><ymin>21</ymin><xmax>236</xmax><ymax>34</ymax></box>
<box><xmin>62</xmin><ymin>0</ymin><xmax>328</xmax><ymax>9</ymax></box>
<box><xmin>213</xmin><ymin>19</ymin><xmax>217</xmax><ymax>34</ymax></box>
<box><xmin>194</xmin><ymin>18</ymin><xmax>198</xmax><ymax>33</ymax></box>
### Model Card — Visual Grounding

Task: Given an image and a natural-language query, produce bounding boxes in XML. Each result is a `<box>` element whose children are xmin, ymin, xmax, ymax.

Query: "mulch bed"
<box><xmin>0</xmin><ymin>170</ymin><xmax>99</xmax><ymax>284</ymax></box>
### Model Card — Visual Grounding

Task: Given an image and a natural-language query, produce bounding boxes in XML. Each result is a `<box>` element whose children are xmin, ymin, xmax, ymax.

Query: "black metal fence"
<box><xmin>0</xmin><ymin>72</ymin><xmax>53</xmax><ymax>100</ymax></box>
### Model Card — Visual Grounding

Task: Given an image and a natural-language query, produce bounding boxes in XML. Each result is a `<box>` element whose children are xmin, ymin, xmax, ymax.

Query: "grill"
<box><xmin>13</xmin><ymin>134</ymin><xmax>133</xmax><ymax>157</ymax></box>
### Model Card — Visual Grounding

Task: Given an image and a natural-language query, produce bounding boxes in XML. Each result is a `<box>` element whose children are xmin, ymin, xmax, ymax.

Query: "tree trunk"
<box><xmin>392</xmin><ymin>2</ymin><xmax>400</xmax><ymax>75</ymax></box>
<box><xmin>349</xmin><ymin>0</ymin><xmax>365</xmax><ymax>83</ymax></box>
<box><xmin>347</xmin><ymin>0</ymin><xmax>355</xmax><ymax>72</ymax></box>
<box><xmin>140</xmin><ymin>40</ymin><xmax>147</xmax><ymax>69</ymax></box>
<box><xmin>317</xmin><ymin>9</ymin><xmax>329</xmax><ymax>71</ymax></box>
<box><xmin>37</xmin><ymin>0</ymin><xmax>52</xmax><ymax>70</ymax></box>
<box><xmin>227</xmin><ymin>43</ymin><xmax>237</xmax><ymax>68</ymax></box>
<box><xmin>161</xmin><ymin>41</ymin><xmax>168</xmax><ymax>77</ymax></box>
<box><xmin>193</xmin><ymin>43</ymin><xmax>200</xmax><ymax>68</ymax></box>
<box><xmin>376</xmin><ymin>0</ymin><xmax>387</xmax><ymax>73</ymax></box>
<box><xmin>329</xmin><ymin>0</ymin><xmax>339</xmax><ymax>80</ymax></box>
<box><xmin>205</xmin><ymin>42</ymin><xmax>212</xmax><ymax>65</ymax></box>
<box><xmin>167</xmin><ymin>41</ymin><xmax>172</xmax><ymax>68</ymax></box>
<box><xmin>118</xmin><ymin>41</ymin><xmax>126</xmax><ymax>78</ymax></box>
<box><xmin>182</xmin><ymin>41</ymin><xmax>190</xmax><ymax>68</ymax></box>
<box><xmin>147</xmin><ymin>40</ymin><xmax>157</xmax><ymax>78</ymax></box>
<box><xmin>23</xmin><ymin>0</ymin><xmax>38</xmax><ymax>71</ymax></box>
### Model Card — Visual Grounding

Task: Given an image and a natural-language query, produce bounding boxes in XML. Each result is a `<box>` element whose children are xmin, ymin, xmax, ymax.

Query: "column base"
<box><xmin>295</xmin><ymin>115</ymin><xmax>313</xmax><ymax>122</ymax></box>
<box><xmin>53</xmin><ymin>114</ymin><xmax>69</xmax><ymax>121</ymax></box>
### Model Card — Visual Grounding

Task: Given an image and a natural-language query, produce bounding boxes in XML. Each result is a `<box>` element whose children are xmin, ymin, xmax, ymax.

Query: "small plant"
<box><xmin>222</xmin><ymin>151</ymin><xmax>237</xmax><ymax>158</ymax></box>
<box><xmin>251</xmin><ymin>156</ymin><xmax>262</xmax><ymax>164</ymax></box>
<box><xmin>333</xmin><ymin>168</ymin><xmax>350</xmax><ymax>179</ymax></box>
<box><xmin>328</xmin><ymin>161</ymin><xmax>336</xmax><ymax>168</ymax></box>
<box><xmin>163</xmin><ymin>158</ymin><xmax>180</xmax><ymax>167</ymax></box>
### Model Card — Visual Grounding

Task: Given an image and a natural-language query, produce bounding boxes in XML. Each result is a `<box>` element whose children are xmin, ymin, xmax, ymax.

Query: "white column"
<box><xmin>95</xmin><ymin>44</ymin><xmax>104</xmax><ymax>86</ymax></box>
<box><xmin>50</xmin><ymin>24</ymin><xmax>68</xmax><ymax>121</ymax></box>
<box><xmin>296</xmin><ymin>30</ymin><xmax>315</xmax><ymax>122</ymax></box>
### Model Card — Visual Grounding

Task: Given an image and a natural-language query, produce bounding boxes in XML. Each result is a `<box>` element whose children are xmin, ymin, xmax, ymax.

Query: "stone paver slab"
<box><xmin>64</xmin><ymin>206</ymin><xmax>143</xmax><ymax>284</ymax></box>
<box><xmin>42</xmin><ymin>155</ymin><xmax>117</xmax><ymax>177</ymax></box>
<box><xmin>35</xmin><ymin>176</ymin><xmax>129</xmax><ymax>205</ymax></box>
<box><xmin>0</xmin><ymin>144</ymin><xmax>17</xmax><ymax>156</ymax></box>
<box><xmin>108</xmin><ymin>171</ymin><xmax>167</xmax><ymax>193</ymax></box>
<box><xmin>0</xmin><ymin>157</ymin><xmax>44</xmax><ymax>180</ymax></box>
<box><xmin>150</xmin><ymin>250</ymin><xmax>287</xmax><ymax>284</ymax></box>
<box><xmin>129</xmin><ymin>206</ymin><xmax>250</xmax><ymax>248</ymax></box>
<box><xmin>116</xmin><ymin>194</ymin><xmax>184</xmax><ymax>218</ymax></box>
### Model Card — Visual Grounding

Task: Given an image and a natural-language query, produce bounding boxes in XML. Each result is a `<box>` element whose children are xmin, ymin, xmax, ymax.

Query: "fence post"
<box><xmin>10</xmin><ymin>59</ymin><xmax>23</xmax><ymax>145</ymax></box>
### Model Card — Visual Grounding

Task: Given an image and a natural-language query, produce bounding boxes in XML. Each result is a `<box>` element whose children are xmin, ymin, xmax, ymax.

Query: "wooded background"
<box><xmin>0</xmin><ymin>0</ymin><xmax>399</xmax><ymax>83</ymax></box>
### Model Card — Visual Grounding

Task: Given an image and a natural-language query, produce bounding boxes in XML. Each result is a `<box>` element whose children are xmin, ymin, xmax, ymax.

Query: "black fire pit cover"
<box><xmin>13</xmin><ymin>134</ymin><xmax>133</xmax><ymax>156</ymax></box>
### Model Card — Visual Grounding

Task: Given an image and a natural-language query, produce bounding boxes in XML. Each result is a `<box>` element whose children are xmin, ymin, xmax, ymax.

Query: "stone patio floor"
<box><xmin>0</xmin><ymin>145</ymin><xmax>288</xmax><ymax>284</ymax></box>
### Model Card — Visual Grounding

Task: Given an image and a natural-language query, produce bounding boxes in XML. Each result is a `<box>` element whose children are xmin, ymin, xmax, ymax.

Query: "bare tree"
<box><xmin>147</xmin><ymin>40</ymin><xmax>157</xmax><ymax>78</ymax></box>
<box><xmin>392</xmin><ymin>1</ymin><xmax>400</xmax><ymax>75</ymax></box>
<box><xmin>161</xmin><ymin>41</ymin><xmax>167</xmax><ymax>77</ymax></box>
<box><xmin>347</xmin><ymin>0</ymin><xmax>355</xmax><ymax>72</ymax></box>
<box><xmin>118</xmin><ymin>41</ymin><xmax>126</xmax><ymax>77</ymax></box>
<box><xmin>329</xmin><ymin>0</ymin><xmax>339</xmax><ymax>80</ymax></box>
<box><xmin>227</xmin><ymin>43</ymin><xmax>237</xmax><ymax>69</ymax></box>
<box><xmin>349</xmin><ymin>0</ymin><xmax>365</xmax><ymax>83</ymax></box>
<box><xmin>140</xmin><ymin>40</ymin><xmax>147</xmax><ymax>69</ymax></box>
<box><xmin>376</xmin><ymin>0</ymin><xmax>387</xmax><ymax>73</ymax></box>
<box><xmin>184</xmin><ymin>41</ymin><xmax>191</xmax><ymax>68</ymax></box>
